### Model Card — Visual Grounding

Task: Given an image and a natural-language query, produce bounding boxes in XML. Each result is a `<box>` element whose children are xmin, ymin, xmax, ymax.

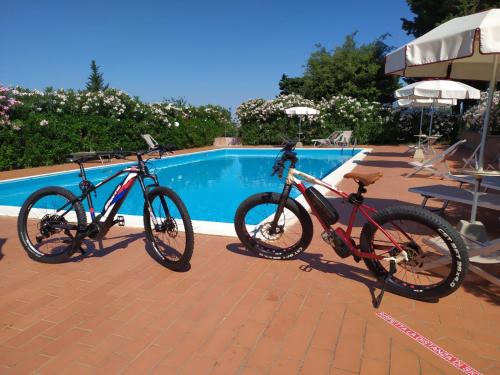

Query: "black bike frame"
<box><xmin>57</xmin><ymin>155</ymin><xmax>164</xmax><ymax>240</ymax></box>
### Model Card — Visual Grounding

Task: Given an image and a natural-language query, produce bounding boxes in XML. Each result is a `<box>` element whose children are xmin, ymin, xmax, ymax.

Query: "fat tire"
<box><xmin>17</xmin><ymin>186</ymin><xmax>87</xmax><ymax>263</ymax></box>
<box><xmin>360</xmin><ymin>205</ymin><xmax>469</xmax><ymax>300</ymax></box>
<box><xmin>143</xmin><ymin>186</ymin><xmax>194</xmax><ymax>271</ymax></box>
<box><xmin>234</xmin><ymin>192</ymin><xmax>313</xmax><ymax>260</ymax></box>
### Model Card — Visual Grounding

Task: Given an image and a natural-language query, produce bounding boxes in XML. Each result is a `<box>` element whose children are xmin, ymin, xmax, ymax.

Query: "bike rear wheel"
<box><xmin>143</xmin><ymin>186</ymin><xmax>194</xmax><ymax>271</ymax></box>
<box><xmin>17</xmin><ymin>186</ymin><xmax>87</xmax><ymax>263</ymax></box>
<box><xmin>234</xmin><ymin>192</ymin><xmax>313</xmax><ymax>259</ymax></box>
<box><xmin>360</xmin><ymin>205</ymin><xmax>469</xmax><ymax>300</ymax></box>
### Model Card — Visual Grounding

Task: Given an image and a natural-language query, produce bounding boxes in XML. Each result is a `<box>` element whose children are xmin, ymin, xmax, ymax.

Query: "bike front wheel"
<box><xmin>234</xmin><ymin>192</ymin><xmax>313</xmax><ymax>259</ymax></box>
<box><xmin>360</xmin><ymin>205</ymin><xmax>469</xmax><ymax>300</ymax></box>
<box><xmin>143</xmin><ymin>186</ymin><xmax>194</xmax><ymax>271</ymax></box>
<box><xmin>17</xmin><ymin>186</ymin><xmax>87</xmax><ymax>263</ymax></box>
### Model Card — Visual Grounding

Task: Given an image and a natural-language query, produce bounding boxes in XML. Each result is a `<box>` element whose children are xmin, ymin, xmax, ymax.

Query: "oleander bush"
<box><xmin>0</xmin><ymin>86</ymin><xmax>234</xmax><ymax>170</ymax></box>
<box><xmin>236</xmin><ymin>93</ymin><xmax>465</xmax><ymax>145</ymax></box>
<box><xmin>463</xmin><ymin>91</ymin><xmax>500</xmax><ymax>135</ymax></box>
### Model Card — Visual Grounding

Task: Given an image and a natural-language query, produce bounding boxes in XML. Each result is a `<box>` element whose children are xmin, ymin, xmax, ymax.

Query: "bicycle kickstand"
<box><xmin>374</xmin><ymin>260</ymin><xmax>396</xmax><ymax>308</ymax></box>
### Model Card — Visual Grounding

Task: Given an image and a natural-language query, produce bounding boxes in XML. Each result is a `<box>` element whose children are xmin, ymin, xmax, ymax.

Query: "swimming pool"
<box><xmin>0</xmin><ymin>148</ymin><xmax>367</xmax><ymax>235</ymax></box>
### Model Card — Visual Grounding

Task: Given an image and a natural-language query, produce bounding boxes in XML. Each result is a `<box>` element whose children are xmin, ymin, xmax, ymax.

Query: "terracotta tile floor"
<box><xmin>0</xmin><ymin>145</ymin><xmax>498</xmax><ymax>374</ymax></box>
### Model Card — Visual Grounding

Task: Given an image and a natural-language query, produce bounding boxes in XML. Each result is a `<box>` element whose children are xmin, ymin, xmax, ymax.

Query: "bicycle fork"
<box><xmin>269</xmin><ymin>183</ymin><xmax>293</xmax><ymax>234</ymax></box>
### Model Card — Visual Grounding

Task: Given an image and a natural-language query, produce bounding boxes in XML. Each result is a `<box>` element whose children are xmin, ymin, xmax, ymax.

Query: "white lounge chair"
<box><xmin>333</xmin><ymin>131</ymin><xmax>353</xmax><ymax>147</ymax></box>
<box><xmin>444</xmin><ymin>173</ymin><xmax>500</xmax><ymax>192</ymax></box>
<box><xmin>407</xmin><ymin>139</ymin><xmax>466</xmax><ymax>178</ymax></box>
<box><xmin>421</xmin><ymin>235</ymin><xmax>500</xmax><ymax>287</ymax></box>
<box><xmin>409</xmin><ymin>184</ymin><xmax>500</xmax><ymax>213</ymax></box>
<box><xmin>311</xmin><ymin>131</ymin><xmax>343</xmax><ymax>147</ymax></box>
<box><xmin>463</xmin><ymin>143</ymin><xmax>500</xmax><ymax>171</ymax></box>
<box><xmin>410</xmin><ymin>183</ymin><xmax>500</xmax><ymax>287</ymax></box>
<box><xmin>141</xmin><ymin>134</ymin><xmax>159</xmax><ymax>150</ymax></box>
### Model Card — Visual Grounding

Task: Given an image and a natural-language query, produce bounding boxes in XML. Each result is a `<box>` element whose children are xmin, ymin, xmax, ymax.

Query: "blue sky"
<box><xmin>0</xmin><ymin>0</ymin><xmax>414</xmax><ymax>110</ymax></box>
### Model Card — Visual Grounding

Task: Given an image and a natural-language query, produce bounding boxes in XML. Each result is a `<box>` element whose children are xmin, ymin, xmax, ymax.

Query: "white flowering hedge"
<box><xmin>463</xmin><ymin>91</ymin><xmax>500</xmax><ymax>134</ymax></box>
<box><xmin>237</xmin><ymin>94</ymin><xmax>465</xmax><ymax>145</ymax></box>
<box><xmin>0</xmin><ymin>86</ymin><xmax>233</xmax><ymax>170</ymax></box>
<box><xmin>236</xmin><ymin>94</ymin><xmax>386</xmax><ymax>144</ymax></box>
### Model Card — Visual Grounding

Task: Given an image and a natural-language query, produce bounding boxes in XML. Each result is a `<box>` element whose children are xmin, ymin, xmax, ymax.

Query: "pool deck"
<box><xmin>0</xmin><ymin>145</ymin><xmax>498</xmax><ymax>374</ymax></box>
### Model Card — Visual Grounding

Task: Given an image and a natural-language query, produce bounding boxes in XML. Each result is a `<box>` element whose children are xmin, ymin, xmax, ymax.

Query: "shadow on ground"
<box><xmin>353</xmin><ymin>159</ymin><xmax>411</xmax><ymax>169</ymax></box>
<box><xmin>0</xmin><ymin>239</ymin><xmax>5</xmax><ymax>261</ymax></box>
<box><xmin>226</xmin><ymin>242</ymin><xmax>383</xmax><ymax>306</ymax></box>
<box><xmin>68</xmin><ymin>232</ymin><xmax>144</xmax><ymax>262</ymax></box>
<box><xmin>297</xmin><ymin>252</ymin><xmax>380</xmax><ymax>301</ymax></box>
<box><xmin>226</xmin><ymin>242</ymin><xmax>259</xmax><ymax>258</ymax></box>
<box><xmin>366</xmin><ymin>151</ymin><xmax>408</xmax><ymax>158</ymax></box>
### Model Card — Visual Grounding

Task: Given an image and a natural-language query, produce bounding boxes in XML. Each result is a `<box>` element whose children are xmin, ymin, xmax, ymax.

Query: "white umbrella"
<box><xmin>395</xmin><ymin>81</ymin><xmax>477</xmax><ymax>137</ymax></box>
<box><xmin>392</xmin><ymin>98</ymin><xmax>457</xmax><ymax>108</ymax></box>
<box><xmin>284</xmin><ymin>106</ymin><xmax>319</xmax><ymax>144</ymax></box>
<box><xmin>284</xmin><ymin>106</ymin><xmax>319</xmax><ymax>116</ymax></box>
<box><xmin>395</xmin><ymin>80</ymin><xmax>480</xmax><ymax>100</ymax></box>
<box><xmin>386</xmin><ymin>9</ymin><xmax>500</xmax><ymax>171</ymax></box>
<box><xmin>385</xmin><ymin>9</ymin><xmax>500</xmax><ymax>226</ymax></box>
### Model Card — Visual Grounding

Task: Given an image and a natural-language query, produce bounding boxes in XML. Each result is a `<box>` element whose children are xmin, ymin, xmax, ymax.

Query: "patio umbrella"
<box><xmin>395</xmin><ymin>81</ymin><xmax>478</xmax><ymax>136</ymax></box>
<box><xmin>284</xmin><ymin>106</ymin><xmax>319</xmax><ymax>144</ymax></box>
<box><xmin>386</xmin><ymin>8</ymin><xmax>500</xmax><ymax>171</ymax></box>
<box><xmin>395</xmin><ymin>80</ymin><xmax>480</xmax><ymax>100</ymax></box>
<box><xmin>393</xmin><ymin>98</ymin><xmax>457</xmax><ymax>144</ymax></box>
<box><xmin>385</xmin><ymin>8</ymin><xmax>500</xmax><ymax>226</ymax></box>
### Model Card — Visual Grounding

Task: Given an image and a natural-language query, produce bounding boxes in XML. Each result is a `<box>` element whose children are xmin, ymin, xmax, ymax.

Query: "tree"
<box><xmin>86</xmin><ymin>60</ymin><xmax>109</xmax><ymax>92</ymax></box>
<box><xmin>402</xmin><ymin>0</ymin><xmax>498</xmax><ymax>38</ymax></box>
<box><xmin>279</xmin><ymin>33</ymin><xmax>400</xmax><ymax>103</ymax></box>
<box><xmin>278</xmin><ymin>74</ymin><xmax>305</xmax><ymax>96</ymax></box>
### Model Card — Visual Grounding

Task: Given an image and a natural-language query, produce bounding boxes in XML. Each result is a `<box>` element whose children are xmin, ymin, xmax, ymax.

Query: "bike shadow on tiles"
<box><xmin>225</xmin><ymin>242</ymin><xmax>382</xmax><ymax>306</ymax></box>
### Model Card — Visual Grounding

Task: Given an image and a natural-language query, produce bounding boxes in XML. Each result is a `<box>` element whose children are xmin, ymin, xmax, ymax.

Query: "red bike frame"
<box><xmin>287</xmin><ymin>168</ymin><xmax>410</xmax><ymax>261</ymax></box>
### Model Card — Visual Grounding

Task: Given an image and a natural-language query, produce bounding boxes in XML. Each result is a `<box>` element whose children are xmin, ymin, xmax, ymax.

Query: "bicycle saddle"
<box><xmin>344</xmin><ymin>172</ymin><xmax>383</xmax><ymax>186</ymax></box>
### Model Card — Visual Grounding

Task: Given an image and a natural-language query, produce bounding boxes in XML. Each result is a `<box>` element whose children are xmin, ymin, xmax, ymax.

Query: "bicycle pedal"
<box><xmin>115</xmin><ymin>216</ymin><xmax>125</xmax><ymax>227</ymax></box>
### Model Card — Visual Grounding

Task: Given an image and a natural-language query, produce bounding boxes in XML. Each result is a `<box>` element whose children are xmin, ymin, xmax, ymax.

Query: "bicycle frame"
<box><xmin>283</xmin><ymin>167</ymin><xmax>409</xmax><ymax>260</ymax></box>
<box><xmin>57</xmin><ymin>158</ymin><xmax>163</xmax><ymax>241</ymax></box>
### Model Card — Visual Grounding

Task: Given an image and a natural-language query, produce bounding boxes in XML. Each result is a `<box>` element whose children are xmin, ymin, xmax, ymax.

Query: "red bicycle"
<box><xmin>234</xmin><ymin>142</ymin><xmax>469</xmax><ymax>306</ymax></box>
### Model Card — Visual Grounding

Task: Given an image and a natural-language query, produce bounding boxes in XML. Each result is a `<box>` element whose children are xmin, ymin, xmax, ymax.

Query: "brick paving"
<box><xmin>0</xmin><ymin>145</ymin><xmax>498</xmax><ymax>374</ymax></box>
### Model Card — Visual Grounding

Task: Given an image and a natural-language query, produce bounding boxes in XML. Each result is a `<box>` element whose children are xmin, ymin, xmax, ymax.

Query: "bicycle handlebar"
<box><xmin>271</xmin><ymin>140</ymin><xmax>298</xmax><ymax>178</ymax></box>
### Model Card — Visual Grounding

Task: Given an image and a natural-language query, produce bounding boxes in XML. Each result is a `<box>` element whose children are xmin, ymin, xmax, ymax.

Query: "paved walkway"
<box><xmin>0</xmin><ymin>146</ymin><xmax>498</xmax><ymax>374</ymax></box>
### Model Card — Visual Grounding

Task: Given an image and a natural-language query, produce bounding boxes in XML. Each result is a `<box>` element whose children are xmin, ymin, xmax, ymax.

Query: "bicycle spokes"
<box><xmin>372</xmin><ymin>219</ymin><xmax>454</xmax><ymax>288</ymax></box>
<box><xmin>25</xmin><ymin>194</ymin><xmax>79</xmax><ymax>256</ymax></box>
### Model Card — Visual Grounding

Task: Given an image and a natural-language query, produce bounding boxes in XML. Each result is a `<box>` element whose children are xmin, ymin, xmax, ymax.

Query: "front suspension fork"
<box><xmin>270</xmin><ymin>183</ymin><xmax>292</xmax><ymax>232</ymax></box>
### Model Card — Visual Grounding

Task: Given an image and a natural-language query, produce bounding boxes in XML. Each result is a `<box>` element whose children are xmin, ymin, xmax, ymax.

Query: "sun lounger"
<box><xmin>407</xmin><ymin>139</ymin><xmax>466</xmax><ymax>177</ymax></box>
<box><xmin>333</xmin><ymin>131</ymin><xmax>353</xmax><ymax>147</ymax></box>
<box><xmin>444</xmin><ymin>173</ymin><xmax>500</xmax><ymax>192</ymax></box>
<box><xmin>68</xmin><ymin>151</ymin><xmax>126</xmax><ymax>164</ymax></box>
<box><xmin>409</xmin><ymin>184</ymin><xmax>500</xmax><ymax>212</ymax></box>
<box><xmin>312</xmin><ymin>131</ymin><xmax>343</xmax><ymax>147</ymax></box>
<box><xmin>421</xmin><ymin>235</ymin><xmax>500</xmax><ymax>287</ymax></box>
<box><xmin>141</xmin><ymin>134</ymin><xmax>159</xmax><ymax>150</ymax></box>
<box><xmin>463</xmin><ymin>143</ymin><xmax>500</xmax><ymax>171</ymax></box>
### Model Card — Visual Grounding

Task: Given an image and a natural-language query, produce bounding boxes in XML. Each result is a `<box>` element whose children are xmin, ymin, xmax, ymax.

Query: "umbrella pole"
<box><xmin>428</xmin><ymin>105</ymin><xmax>434</xmax><ymax>137</ymax></box>
<box><xmin>478</xmin><ymin>54</ymin><xmax>499</xmax><ymax>171</ymax></box>
<box><xmin>298</xmin><ymin>117</ymin><xmax>302</xmax><ymax>143</ymax></box>
<box><xmin>418</xmin><ymin>107</ymin><xmax>424</xmax><ymax>147</ymax></box>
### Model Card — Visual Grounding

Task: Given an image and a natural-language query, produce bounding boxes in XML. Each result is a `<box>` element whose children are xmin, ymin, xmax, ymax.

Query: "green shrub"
<box><xmin>0</xmin><ymin>87</ymin><xmax>235</xmax><ymax>170</ymax></box>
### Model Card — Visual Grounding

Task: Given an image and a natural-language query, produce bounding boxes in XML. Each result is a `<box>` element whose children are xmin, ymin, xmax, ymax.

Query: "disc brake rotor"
<box><xmin>259</xmin><ymin>222</ymin><xmax>284</xmax><ymax>241</ymax></box>
<box><xmin>159</xmin><ymin>217</ymin><xmax>178</xmax><ymax>238</ymax></box>
<box><xmin>400</xmin><ymin>241</ymin><xmax>425</xmax><ymax>268</ymax></box>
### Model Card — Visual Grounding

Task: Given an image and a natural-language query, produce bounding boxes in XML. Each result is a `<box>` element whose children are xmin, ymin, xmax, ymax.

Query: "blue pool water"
<box><xmin>0</xmin><ymin>148</ymin><xmax>360</xmax><ymax>224</ymax></box>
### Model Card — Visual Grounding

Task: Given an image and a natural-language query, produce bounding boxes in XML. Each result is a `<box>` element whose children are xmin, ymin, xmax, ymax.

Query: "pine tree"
<box><xmin>86</xmin><ymin>60</ymin><xmax>109</xmax><ymax>92</ymax></box>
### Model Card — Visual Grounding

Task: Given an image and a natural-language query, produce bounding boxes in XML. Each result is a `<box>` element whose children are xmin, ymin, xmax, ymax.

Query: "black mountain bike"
<box><xmin>17</xmin><ymin>145</ymin><xmax>194</xmax><ymax>271</ymax></box>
